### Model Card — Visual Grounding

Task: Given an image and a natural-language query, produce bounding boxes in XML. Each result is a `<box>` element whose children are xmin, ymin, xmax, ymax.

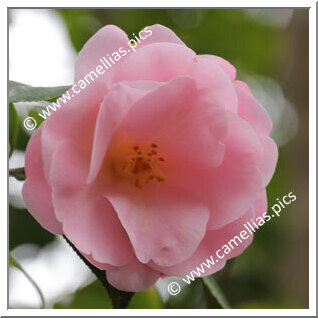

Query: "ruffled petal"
<box><xmin>110</xmin><ymin>43</ymin><xmax>237</xmax><ymax>112</ymax></box>
<box><xmin>41</xmin><ymin>86</ymin><xmax>103</xmax><ymax>182</ymax></box>
<box><xmin>22</xmin><ymin>128</ymin><xmax>62</xmax><ymax>234</ymax></box>
<box><xmin>199</xmin><ymin>54</ymin><xmax>237</xmax><ymax>81</ymax></box>
<box><xmin>106</xmin><ymin>258</ymin><xmax>160</xmax><ymax>292</ymax></box>
<box><xmin>50</xmin><ymin>141</ymin><xmax>134</xmax><ymax>266</ymax></box>
<box><xmin>166</xmin><ymin>112</ymin><xmax>264</xmax><ymax>230</ymax></box>
<box><xmin>87</xmin><ymin>80</ymin><xmax>162</xmax><ymax>184</ymax></box>
<box><xmin>75</xmin><ymin>25</ymin><xmax>129</xmax><ymax>85</ymax></box>
<box><xmin>259</xmin><ymin>135</ymin><xmax>278</xmax><ymax>186</ymax></box>
<box><xmin>139</xmin><ymin>24</ymin><xmax>186</xmax><ymax>47</ymax></box>
<box><xmin>149</xmin><ymin>207</ymin><xmax>254</xmax><ymax>277</ymax></box>
<box><xmin>236</xmin><ymin>81</ymin><xmax>272</xmax><ymax>136</ymax></box>
<box><xmin>253</xmin><ymin>190</ymin><xmax>268</xmax><ymax>219</ymax></box>
<box><xmin>119</xmin><ymin>76</ymin><xmax>227</xmax><ymax>168</ymax></box>
<box><xmin>105</xmin><ymin>185</ymin><xmax>209</xmax><ymax>267</ymax></box>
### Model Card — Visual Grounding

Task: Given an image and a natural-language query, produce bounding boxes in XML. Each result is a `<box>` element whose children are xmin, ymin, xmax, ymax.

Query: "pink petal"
<box><xmin>120</xmin><ymin>76</ymin><xmax>227</xmax><ymax>168</ymax></box>
<box><xmin>41</xmin><ymin>86</ymin><xmax>103</xmax><ymax>183</ymax></box>
<box><xmin>235</xmin><ymin>80</ymin><xmax>252</xmax><ymax>95</ymax></box>
<box><xmin>75</xmin><ymin>25</ymin><xmax>129</xmax><ymax>84</ymax></box>
<box><xmin>253</xmin><ymin>190</ymin><xmax>268</xmax><ymax>219</ymax></box>
<box><xmin>111</xmin><ymin>42</ymin><xmax>197</xmax><ymax>84</ymax></box>
<box><xmin>259</xmin><ymin>135</ymin><xmax>278</xmax><ymax>186</ymax></box>
<box><xmin>199</xmin><ymin>54</ymin><xmax>237</xmax><ymax>81</ymax></box>
<box><xmin>105</xmin><ymin>185</ymin><xmax>209</xmax><ymax>267</ymax></box>
<box><xmin>205</xmin><ymin>113</ymin><xmax>265</xmax><ymax>229</ymax></box>
<box><xmin>87</xmin><ymin>80</ymin><xmax>162</xmax><ymax>184</ymax></box>
<box><xmin>22</xmin><ymin>128</ymin><xmax>62</xmax><ymax>234</ymax></box>
<box><xmin>236</xmin><ymin>81</ymin><xmax>272</xmax><ymax>136</ymax></box>
<box><xmin>149</xmin><ymin>208</ymin><xmax>254</xmax><ymax>277</ymax></box>
<box><xmin>149</xmin><ymin>243</ymin><xmax>226</xmax><ymax>277</ymax></box>
<box><xmin>82</xmin><ymin>253</ymin><xmax>115</xmax><ymax>271</ymax></box>
<box><xmin>50</xmin><ymin>141</ymin><xmax>134</xmax><ymax>266</ymax></box>
<box><xmin>106</xmin><ymin>258</ymin><xmax>160</xmax><ymax>292</ymax></box>
<box><xmin>109</xmin><ymin>42</ymin><xmax>237</xmax><ymax>112</ymax></box>
<box><xmin>139</xmin><ymin>24</ymin><xmax>186</xmax><ymax>47</ymax></box>
<box><xmin>191</xmin><ymin>57</ymin><xmax>238</xmax><ymax>112</ymax></box>
<box><xmin>209</xmin><ymin>207</ymin><xmax>255</xmax><ymax>260</ymax></box>
<box><xmin>167</xmin><ymin>112</ymin><xmax>264</xmax><ymax>230</ymax></box>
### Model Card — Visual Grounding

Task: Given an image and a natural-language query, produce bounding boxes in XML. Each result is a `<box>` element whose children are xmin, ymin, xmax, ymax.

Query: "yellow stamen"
<box><xmin>110</xmin><ymin>139</ymin><xmax>166</xmax><ymax>189</ymax></box>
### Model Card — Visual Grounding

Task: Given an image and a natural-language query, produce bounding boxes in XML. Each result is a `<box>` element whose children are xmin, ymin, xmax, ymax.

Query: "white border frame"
<box><xmin>2</xmin><ymin>1</ymin><xmax>316</xmax><ymax>316</ymax></box>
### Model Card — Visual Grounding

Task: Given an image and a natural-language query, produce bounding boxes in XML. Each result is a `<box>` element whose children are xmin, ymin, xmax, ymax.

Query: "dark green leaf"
<box><xmin>9</xmin><ymin>205</ymin><xmax>55</xmax><ymax>250</ymax></box>
<box><xmin>9</xmin><ymin>80</ymin><xmax>71</xmax><ymax>103</ymax></box>
<box><xmin>15</xmin><ymin>124</ymin><xmax>30</xmax><ymax>151</ymax></box>
<box><xmin>9</xmin><ymin>103</ymin><xmax>20</xmax><ymax>157</ymax></box>
<box><xmin>202</xmin><ymin>276</ymin><xmax>231</xmax><ymax>309</ymax></box>
<box><xmin>58</xmin><ymin>10</ymin><xmax>102</xmax><ymax>52</ymax></box>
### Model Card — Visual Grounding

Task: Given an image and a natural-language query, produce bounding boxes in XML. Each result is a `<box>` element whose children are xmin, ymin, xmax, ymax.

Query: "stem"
<box><xmin>219</xmin><ymin>259</ymin><xmax>235</xmax><ymax>285</ymax></box>
<box><xmin>9</xmin><ymin>254</ymin><xmax>45</xmax><ymax>309</ymax></box>
<box><xmin>202</xmin><ymin>276</ymin><xmax>231</xmax><ymax>309</ymax></box>
<box><xmin>63</xmin><ymin>235</ymin><xmax>134</xmax><ymax>309</ymax></box>
<box><xmin>9</xmin><ymin>167</ymin><xmax>26</xmax><ymax>181</ymax></box>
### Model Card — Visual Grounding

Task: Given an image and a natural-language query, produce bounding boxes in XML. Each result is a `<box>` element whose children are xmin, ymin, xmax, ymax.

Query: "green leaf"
<box><xmin>28</xmin><ymin>108</ymin><xmax>46</xmax><ymax>128</ymax></box>
<box><xmin>202</xmin><ymin>276</ymin><xmax>231</xmax><ymax>309</ymax></box>
<box><xmin>9</xmin><ymin>205</ymin><xmax>55</xmax><ymax>250</ymax></box>
<box><xmin>9</xmin><ymin>254</ymin><xmax>19</xmax><ymax>268</ymax></box>
<box><xmin>9</xmin><ymin>80</ymin><xmax>71</xmax><ymax>103</ymax></box>
<box><xmin>54</xmin><ymin>280</ymin><xmax>112</xmax><ymax>309</ymax></box>
<box><xmin>54</xmin><ymin>281</ymin><xmax>163</xmax><ymax>309</ymax></box>
<box><xmin>58</xmin><ymin>10</ymin><xmax>102</xmax><ymax>52</ymax></box>
<box><xmin>128</xmin><ymin>287</ymin><xmax>163</xmax><ymax>309</ymax></box>
<box><xmin>9</xmin><ymin>103</ymin><xmax>20</xmax><ymax>157</ymax></box>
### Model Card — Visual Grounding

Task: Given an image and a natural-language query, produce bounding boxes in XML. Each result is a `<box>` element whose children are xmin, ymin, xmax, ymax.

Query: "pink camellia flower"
<box><xmin>22</xmin><ymin>24</ymin><xmax>278</xmax><ymax>292</ymax></box>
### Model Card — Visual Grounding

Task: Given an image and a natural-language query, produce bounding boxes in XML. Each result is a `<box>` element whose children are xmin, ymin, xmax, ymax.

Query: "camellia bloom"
<box><xmin>22</xmin><ymin>24</ymin><xmax>278</xmax><ymax>292</ymax></box>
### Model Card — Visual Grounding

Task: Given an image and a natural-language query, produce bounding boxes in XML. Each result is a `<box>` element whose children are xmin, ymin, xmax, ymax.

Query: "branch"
<box><xmin>63</xmin><ymin>235</ymin><xmax>134</xmax><ymax>309</ymax></box>
<box><xmin>9</xmin><ymin>167</ymin><xmax>26</xmax><ymax>181</ymax></box>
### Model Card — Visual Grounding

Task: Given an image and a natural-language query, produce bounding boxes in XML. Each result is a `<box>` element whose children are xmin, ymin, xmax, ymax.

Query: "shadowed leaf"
<box><xmin>9</xmin><ymin>80</ymin><xmax>71</xmax><ymax>103</ymax></box>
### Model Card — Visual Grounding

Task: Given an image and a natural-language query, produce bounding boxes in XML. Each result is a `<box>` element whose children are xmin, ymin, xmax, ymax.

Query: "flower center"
<box><xmin>111</xmin><ymin>141</ymin><xmax>167</xmax><ymax>189</ymax></box>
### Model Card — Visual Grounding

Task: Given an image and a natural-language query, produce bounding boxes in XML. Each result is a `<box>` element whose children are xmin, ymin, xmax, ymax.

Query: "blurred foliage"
<box><xmin>9</xmin><ymin>204</ymin><xmax>55</xmax><ymax>251</ymax></box>
<box><xmin>58</xmin><ymin>10</ymin><xmax>103</xmax><ymax>52</ymax></box>
<box><xmin>29</xmin><ymin>107</ymin><xmax>46</xmax><ymax>128</ymax></box>
<box><xmin>15</xmin><ymin>123</ymin><xmax>30</xmax><ymax>151</ymax></box>
<box><xmin>54</xmin><ymin>281</ymin><xmax>163</xmax><ymax>309</ymax></box>
<box><xmin>165</xmin><ymin>279</ymin><xmax>209</xmax><ymax>309</ymax></box>
<box><xmin>202</xmin><ymin>275</ymin><xmax>231</xmax><ymax>308</ymax></box>
<box><xmin>56</xmin><ymin>9</ymin><xmax>285</xmax><ymax>78</ymax></box>
<box><xmin>54</xmin><ymin>280</ymin><xmax>112</xmax><ymax>309</ymax></box>
<box><xmin>9</xmin><ymin>8</ymin><xmax>308</xmax><ymax>309</ymax></box>
<box><xmin>9</xmin><ymin>103</ymin><xmax>20</xmax><ymax>157</ymax></box>
<box><xmin>9</xmin><ymin>80</ymin><xmax>71</xmax><ymax>103</ymax></box>
<box><xmin>128</xmin><ymin>286</ymin><xmax>163</xmax><ymax>309</ymax></box>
